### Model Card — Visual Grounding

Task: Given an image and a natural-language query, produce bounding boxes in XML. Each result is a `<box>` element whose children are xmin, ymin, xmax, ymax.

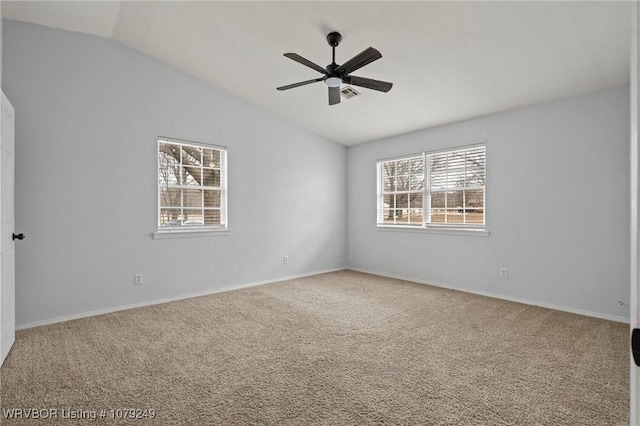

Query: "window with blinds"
<box><xmin>378</xmin><ymin>155</ymin><xmax>425</xmax><ymax>225</ymax></box>
<box><xmin>377</xmin><ymin>145</ymin><xmax>485</xmax><ymax>228</ymax></box>
<box><xmin>158</xmin><ymin>138</ymin><xmax>227</xmax><ymax>232</ymax></box>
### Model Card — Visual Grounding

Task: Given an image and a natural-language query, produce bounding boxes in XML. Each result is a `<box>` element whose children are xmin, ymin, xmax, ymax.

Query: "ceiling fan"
<box><xmin>277</xmin><ymin>32</ymin><xmax>393</xmax><ymax>106</ymax></box>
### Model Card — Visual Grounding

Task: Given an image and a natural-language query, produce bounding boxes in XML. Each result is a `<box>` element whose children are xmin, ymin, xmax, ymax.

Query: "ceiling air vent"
<box><xmin>340</xmin><ymin>86</ymin><xmax>361</xmax><ymax>100</ymax></box>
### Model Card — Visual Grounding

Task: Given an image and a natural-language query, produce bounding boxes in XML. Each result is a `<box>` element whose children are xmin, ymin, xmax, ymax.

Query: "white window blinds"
<box><xmin>428</xmin><ymin>145</ymin><xmax>485</xmax><ymax>225</ymax></box>
<box><xmin>158</xmin><ymin>138</ymin><xmax>228</xmax><ymax>231</ymax></box>
<box><xmin>377</xmin><ymin>144</ymin><xmax>486</xmax><ymax>228</ymax></box>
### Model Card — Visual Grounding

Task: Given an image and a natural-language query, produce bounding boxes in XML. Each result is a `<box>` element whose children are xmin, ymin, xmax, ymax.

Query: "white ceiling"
<box><xmin>2</xmin><ymin>1</ymin><xmax>632</xmax><ymax>146</ymax></box>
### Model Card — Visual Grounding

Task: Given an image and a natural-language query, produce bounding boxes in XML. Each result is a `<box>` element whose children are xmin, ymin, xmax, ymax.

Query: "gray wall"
<box><xmin>0</xmin><ymin>5</ymin><xmax>3</xmax><ymax>87</ymax></box>
<box><xmin>347</xmin><ymin>85</ymin><xmax>630</xmax><ymax>321</ymax></box>
<box><xmin>3</xmin><ymin>20</ymin><xmax>347</xmax><ymax>328</ymax></box>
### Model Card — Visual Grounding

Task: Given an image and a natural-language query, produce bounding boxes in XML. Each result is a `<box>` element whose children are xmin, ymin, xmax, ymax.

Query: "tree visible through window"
<box><xmin>380</xmin><ymin>156</ymin><xmax>424</xmax><ymax>225</ymax></box>
<box><xmin>158</xmin><ymin>138</ymin><xmax>227</xmax><ymax>231</ymax></box>
<box><xmin>377</xmin><ymin>145</ymin><xmax>485</xmax><ymax>227</ymax></box>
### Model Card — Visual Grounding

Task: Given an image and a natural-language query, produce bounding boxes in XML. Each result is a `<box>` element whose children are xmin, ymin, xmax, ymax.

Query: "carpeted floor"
<box><xmin>0</xmin><ymin>270</ymin><xmax>630</xmax><ymax>425</ymax></box>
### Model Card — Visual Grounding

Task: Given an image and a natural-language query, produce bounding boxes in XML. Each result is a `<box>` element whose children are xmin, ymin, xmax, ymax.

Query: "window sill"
<box><xmin>153</xmin><ymin>229</ymin><xmax>232</xmax><ymax>239</ymax></box>
<box><xmin>376</xmin><ymin>225</ymin><xmax>489</xmax><ymax>237</ymax></box>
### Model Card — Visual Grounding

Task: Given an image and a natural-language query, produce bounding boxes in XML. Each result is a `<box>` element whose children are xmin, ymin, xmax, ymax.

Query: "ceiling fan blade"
<box><xmin>343</xmin><ymin>75</ymin><xmax>393</xmax><ymax>93</ymax></box>
<box><xmin>277</xmin><ymin>77</ymin><xmax>324</xmax><ymax>91</ymax></box>
<box><xmin>283</xmin><ymin>53</ymin><xmax>327</xmax><ymax>74</ymax></box>
<box><xmin>334</xmin><ymin>47</ymin><xmax>382</xmax><ymax>76</ymax></box>
<box><xmin>329</xmin><ymin>86</ymin><xmax>341</xmax><ymax>105</ymax></box>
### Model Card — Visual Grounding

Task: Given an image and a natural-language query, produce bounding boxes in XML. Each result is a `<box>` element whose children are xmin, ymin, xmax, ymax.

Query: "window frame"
<box><xmin>155</xmin><ymin>137</ymin><xmax>229</xmax><ymax>237</ymax></box>
<box><xmin>376</xmin><ymin>143</ymin><xmax>487</xmax><ymax>234</ymax></box>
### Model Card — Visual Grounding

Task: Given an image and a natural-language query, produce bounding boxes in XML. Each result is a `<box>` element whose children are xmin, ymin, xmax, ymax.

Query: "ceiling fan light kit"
<box><xmin>325</xmin><ymin>77</ymin><xmax>342</xmax><ymax>88</ymax></box>
<box><xmin>277</xmin><ymin>31</ymin><xmax>393</xmax><ymax>106</ymax></box>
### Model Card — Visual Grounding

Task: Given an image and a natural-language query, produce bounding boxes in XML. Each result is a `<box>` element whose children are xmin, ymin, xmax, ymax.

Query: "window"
<box><xmin>158</xmin><ymin>138</ymin><xmax>227</xmax><ymax>232</ymax></box>
<box><xmin>377</xmin><ymin>145</ymin><xmax>485</xmax><ymax>228</ymax></box>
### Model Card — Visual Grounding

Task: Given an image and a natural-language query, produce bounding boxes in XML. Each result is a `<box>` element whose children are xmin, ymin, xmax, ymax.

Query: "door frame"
<box><xmin>630</xmin><ymin>2</ymin><xmax>639</xmax><ymax>424</ymax></box>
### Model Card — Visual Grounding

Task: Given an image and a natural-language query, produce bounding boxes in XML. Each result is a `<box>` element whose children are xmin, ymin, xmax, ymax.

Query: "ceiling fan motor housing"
<box><xmin>326</xmin><ymin>62</ymin><xmax>339</xmax><ymax>75</ymax></box>
<box><xmin>327</xmin><ymin>32</ymin><xmax>342</xmax><ymax>47</ymax></box>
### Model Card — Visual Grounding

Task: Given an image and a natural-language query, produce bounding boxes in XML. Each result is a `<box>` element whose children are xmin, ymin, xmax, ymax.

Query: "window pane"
<box><xmin>382</xmin><ymin>162</ymin><xmax>395</xmax><ymax>179</ymax></box>
<box><xmin>409</xmin><ymin>209</ymin><xmax>423</xmax><ymax>224</ymax></box>
<box><xmin>203</xmin><ymin>169</ymin><xmax>220</xmax><ymax>187</ymax></box>
<box><xmin>158</xmin><ymin>151</ymin><xmax>176</xmax><ymax>166</ymax></box>
<box><xmin>430</xmin><ymin>155</ymin><xmax>449</xmax><ymax>189</ymax></box>
<box><xmin>395</xmin><ymin>209</ymin><xmax>410</xmax><ymax>223</ymax></box>
<box><xmin>183</xmin><ymin>189</ymin><xmax>202</xmax><ymax>208</ymax></box>
<box><xmin>160</xmin><ymin>208</ymin><xmax>182</xmax><ymax>226</ymax></box>
<box><xmin>447</xmin><ymin>152</ymin><xmax>466</xmax><ymax>188</ymax></box>
<box><xmin>430</xmin><ymin>209</ymin><xmax>445</xmax><ymax>223</ymax></box>
<box><xmin>382</xmin><ymin>194</ymin><xmax>392</xmax><ymax>208</ymax></box>
<box><xmin>431</xmin><ymin>192</ymin><xmax>445</xmax><ymax>209</ymax></box>
<box><xmin>182</xmin><ymin>165</ymin><xmax>201</xmax><ymax>186</ymax></box>
<box><xmin>384</xmin><ymin>177</ymin><xmax>396</xmax><ymax>192</ymax></box>
<box><xmin>466</xmin><ymin>147</ymin><xmax>486</xmax><ymax>186</ymax></box>
<box><xmin>204</xmin><ymin>209</ymin><xmax>221</xmax><ymax>225</ymax></box>
<box><xmin>203</xmin><ymin>149</ymin><xmax>220</xmax><ymax>168</ymax></box>
<box><xmin>182</xmin><ymin>209</ymin><xmax>203</xmax><ymax>223</ymax></box>
<box><xmin>158</xmin><ymin>162</ymin><xmax>180</xmax><ymax>185</ymax></box>
<box><xmin>393</xmin><ymin>160</ymin><xmax>410</xmax><ymax>176</ymax></box>
<box><xmin>409</xmin><ymin>193</ymin><xmax>423</xmax><ymax>209</ymax></box>
<box><xmin>410</xmin><ymin>174</ymin><xmax>424</xmax><ymax>190</ymax></box>
<box><xmin>464</xmin><ymin>189</ymin><xmax>484</xmax><ymax>211</ymax></box>
<box><xmin>395</xmin><ymin>176</ymin><xmax>410</xmax><ymax>192</ymax></box>
<box><xmin>381</xmin><ymin>208</ymin><xmax>393</xmax><ymax>223</ymax></box>
<box><xmin>182</xmin><ymin>145</ymin><xmax>202</xmax><ymax>166</ymax></box>
<box><xmin>446</xmin><ymin>209</ymin><xmax>464</xmax><ymax>223</ymax></box>
<box><xmin>464</xmin><ymin>189</ymin><xmax>484</xmax><ymax>223</ymax></box>
<box><xmin>395</xmin><ymin>194</ymin><xmax>409</xmax><ymax>209</ymax></box>
<box><xmin>409</xmin><ymin>156</ymin><xmax>424</xmax><ymax>172</ymax></box>
<box><xmin>159</xmin><ymin>143</ymin><xmax>180</xmax><ymax>165</ymax></box>
<box><xmin>465</xmin><ymin>210</ymin><xmax>484</xmax><ymax>224</ymax></box>
<box><xmin>447</xmin><ymin>190</ymin><xmax>464</xmax><ymax>211</ymax></box>
<box><xmin>382</xmin><ymin>209</ymin><xmax>402</xmax><ymax>223</ymax></box>
<box><xmin>159</xmin><ymin>188</ymin><xmax>181</xmax><ymax>208</ymax></box>
<box><xmin>203</xmin><ymin>190</ymin><xmax>221</xmax><ymax>208</ymax></box>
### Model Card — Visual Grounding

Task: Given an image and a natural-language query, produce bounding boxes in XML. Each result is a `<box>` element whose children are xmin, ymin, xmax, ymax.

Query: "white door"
<box><xmin>631</xmin><ymin>2</ymin><xmax>640</xmax><ymax>424</ymax></box>
<box><xmin>0</xmin><ymin>91</ymin><xmax>16</xmax><ymax>366</ymax></box>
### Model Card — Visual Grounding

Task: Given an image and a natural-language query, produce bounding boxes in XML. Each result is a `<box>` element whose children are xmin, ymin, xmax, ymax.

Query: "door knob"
<box><xmin>12</xmin><ymin>233</ymin><xmax>25</xmax><ymax>241</ymax></box>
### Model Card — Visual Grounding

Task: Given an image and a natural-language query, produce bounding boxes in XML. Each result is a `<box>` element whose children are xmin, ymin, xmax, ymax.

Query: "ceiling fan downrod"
<box><xmin>326</xmin><ymin>31</ymin><xmax>342</xmax><ymax>66</ymax></box>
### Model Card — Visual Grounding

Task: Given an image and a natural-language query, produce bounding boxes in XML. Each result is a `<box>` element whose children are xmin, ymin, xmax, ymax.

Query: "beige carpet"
<box><xmin>0</xmin><ymin>270</ymin><xmax>629</xmax><ymax>425</ymax></box>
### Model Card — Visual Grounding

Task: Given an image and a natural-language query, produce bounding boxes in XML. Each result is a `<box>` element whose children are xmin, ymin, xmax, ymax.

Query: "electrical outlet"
<box><xmin>134</xmin><ymin>274</ymin><xmax>143</xmax><ymax>285</ymax></box>
<box><xmin>336</xmin><ymin>249</ymin><xmax>341</xmax><ymax>257</ymax></box>
<box><xmin>369</xmin><ymin>251</ymin><xmax>374</xmax><ymax>260</ymax></box>
<box><xmin>499</xmin><ymin>267</ymin><xmax>508</xmax><ymax>279</ymax></box>
<box><xmin>283</xmin><ymin>255</ymin><xmax>289</xmax><ymax>264</ymax></box>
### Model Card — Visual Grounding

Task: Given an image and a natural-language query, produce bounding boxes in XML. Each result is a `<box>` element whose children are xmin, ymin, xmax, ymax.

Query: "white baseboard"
<box><xmin>348</xmin><ymin>268</ymin><xmax>630</xmax><ymax>324</ymax></box>
<box><xmin>16</xmin><ymin>267</ymin><xmax>346</xmax><ymax>330</ymax></box>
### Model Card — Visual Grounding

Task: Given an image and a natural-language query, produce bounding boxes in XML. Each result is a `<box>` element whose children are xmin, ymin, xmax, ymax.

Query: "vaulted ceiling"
<box><xmin>2</xmin><ymin>1</ymin><xmax>632</xmax><ymax>146</ymax></box>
